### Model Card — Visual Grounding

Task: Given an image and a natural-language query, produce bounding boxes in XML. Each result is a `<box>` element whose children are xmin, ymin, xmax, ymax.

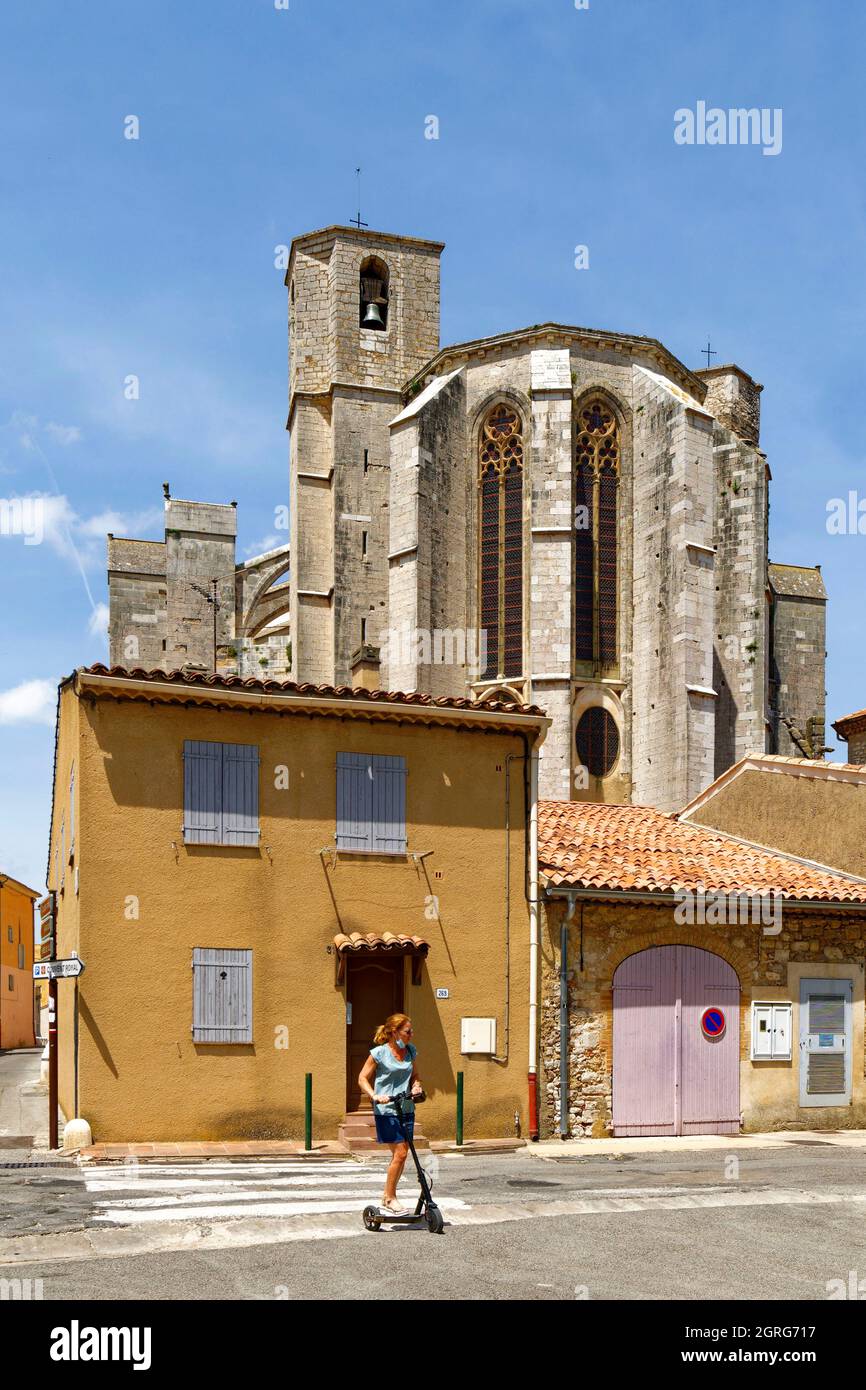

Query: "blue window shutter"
<box><xmin>372</xmin><ymin>755</ymin><xmax>407</xmax><ymax>854</ymax></box>
<box><xmin>222</xmin><ymin>743</ymin><xmax>260</xmax><ymax>847</ymax></box>
<box><xmin>192</xmin><ymin>947</ymin><xmax>252</xmax><ymax>1043</ymax></box>
<box><xmin>183</xmin><ymin>741</ymin><xmax>222</xmax><ymax>844</ymax></box>
<box><xmin>336</xmin><ymin>752</ymin><xmax>373</xmax><ymax>850</ymax></box>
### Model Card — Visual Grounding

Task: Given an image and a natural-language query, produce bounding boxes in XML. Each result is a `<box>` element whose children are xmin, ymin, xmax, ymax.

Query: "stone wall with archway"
<box><xmin>539</xmin><ymin>895</ymin><xmax>866</xmax><ymax>1139</ymax></box>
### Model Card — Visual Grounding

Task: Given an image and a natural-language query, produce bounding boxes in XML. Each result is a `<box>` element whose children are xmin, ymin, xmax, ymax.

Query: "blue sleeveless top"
<box><xmin>370</xmin><ymin>1042</ymin><xmax>416</xmax><ymax>1115</ymax></box>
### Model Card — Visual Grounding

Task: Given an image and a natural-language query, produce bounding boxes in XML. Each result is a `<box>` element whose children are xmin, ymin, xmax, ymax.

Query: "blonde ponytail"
<box><xmin>374</xmin><ymin>1013</ymin><xmax>411</xmax><ymax>1045</ymax></box>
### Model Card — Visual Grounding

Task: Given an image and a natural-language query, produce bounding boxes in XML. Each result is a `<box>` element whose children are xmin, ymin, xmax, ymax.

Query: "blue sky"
<box><xmin>1</xmin><ymin>0</ymin><xmax>864</xmax><ymax>892</ymax></box>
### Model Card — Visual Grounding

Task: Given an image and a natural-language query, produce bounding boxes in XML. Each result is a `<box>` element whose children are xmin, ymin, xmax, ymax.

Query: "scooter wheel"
<box><xmin>425</xmin><ymin>1204</ymin><xmax>444</xmax><ymax>1235</ymax></box>
<box><xmin>363</xmin><ymin>1205</ymin><xmax>382</xmax><ymax>1232</ymax></box>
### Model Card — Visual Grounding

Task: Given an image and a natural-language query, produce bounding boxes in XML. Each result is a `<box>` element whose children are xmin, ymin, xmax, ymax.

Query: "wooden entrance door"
<box><xmin>613</xmin><ymin>945</ymin><xmax>740</xmax><ymax>1136</ymax></box>
<box><xmin>346</xmin><ymin>957</ymin><xmax>404</xmax><ymax>1111</ymax></box>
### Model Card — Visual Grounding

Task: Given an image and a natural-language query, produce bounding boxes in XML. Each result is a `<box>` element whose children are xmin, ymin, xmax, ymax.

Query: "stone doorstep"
<box><xmin>78</xmin><ymin>1140</ymin><xmax>351</xmax><ymax>1164</ymax></box>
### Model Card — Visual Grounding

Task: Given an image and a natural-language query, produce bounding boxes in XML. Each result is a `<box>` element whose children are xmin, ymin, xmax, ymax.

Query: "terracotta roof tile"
<box><xmin>333</xmin><ymin>932</ymin><xmax>429</xmax><ymax>953</ymax></box>
<box><xmin>538</xmin><ymin>800</ymin><xmax>866</xmax><ymax>904</ymax></box>
<box><xmin>78</xmin><ymin>664</ymin><xmax>544</xmax><ymax>717</ymax></box>
<box><xmin>834</xmin><ymin>708</ymin><xmax>866</xmax><ymax>736</ymax></box>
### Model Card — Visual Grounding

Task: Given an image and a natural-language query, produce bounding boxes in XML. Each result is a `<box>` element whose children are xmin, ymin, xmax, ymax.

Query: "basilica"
<box><xmin>285</xmin><ymin>224</ymin><xmax>827</xmax><ymax>806</ymax></box>
<box><xmin>108</xmin><ymin>223</ymin><xmax>827</xmax><ymax>809</ymax></box>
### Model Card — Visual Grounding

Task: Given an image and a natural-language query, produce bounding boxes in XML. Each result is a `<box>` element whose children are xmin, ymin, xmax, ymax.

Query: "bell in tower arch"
<box><xmin>359</xmin><ymin>259</ymin><xmax>389</xmax><ymax>331</ymax></box>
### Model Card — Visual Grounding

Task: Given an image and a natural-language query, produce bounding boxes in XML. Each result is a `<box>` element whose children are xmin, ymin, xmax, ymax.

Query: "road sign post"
<box><xmin>32</xmin><ymin>934</ymin><xmax>86</xmax><ymax>1150</ymax></box>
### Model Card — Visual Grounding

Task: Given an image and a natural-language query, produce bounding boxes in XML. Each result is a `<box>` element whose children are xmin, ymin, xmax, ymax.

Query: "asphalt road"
<box><xmin>5</xmin><ymin>1145</ymin><xmax>866</xmax><ymax>1300</ymax></box>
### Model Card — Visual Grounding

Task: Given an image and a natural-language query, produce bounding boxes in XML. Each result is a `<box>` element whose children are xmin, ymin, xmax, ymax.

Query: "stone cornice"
<box><xmin>405</xmin><ymin>323</ymin><xmax>706</xmax><ymax>402</ymax></box>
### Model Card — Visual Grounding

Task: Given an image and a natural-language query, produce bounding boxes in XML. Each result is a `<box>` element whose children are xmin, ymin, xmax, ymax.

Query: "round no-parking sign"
<box><xmin>701</xmin><ymin>1006</ymin><xmax>726</xmax><ymax>1039</ymax></box>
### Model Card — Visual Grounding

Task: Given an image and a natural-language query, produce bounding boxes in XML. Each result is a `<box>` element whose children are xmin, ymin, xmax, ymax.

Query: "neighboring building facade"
<box><xmin>48</xmin><ymin>664</ymin><xmax>547</xmax><ymax>1143</ymax></box>
<box><xmin>0</xmin><ymin>875</ymin><xmax>39</xmax><ymax>1049</ymax></box>
<box><xmin>537</xmin><ymin>800</ymin><xmax>866</xmax><ymax>1136</ymax></box>
<box><xmin>282</xmin><ymin>224</ymin><xmax>827</xmax><ymax>809</ymax></box>
<box><xmin>833</xmin><ymin>705</ymin><xmax>866</xmax><ymax>766</ymax></box>
<box><xmin>108</xmin><ymin>488</ymin><xmax>291</xmax><ymax>682</ymax></box>
<box><xmin>680</xmin><ymin>753</ymin><xmax>866</xmax><ymax>879</ymax></box>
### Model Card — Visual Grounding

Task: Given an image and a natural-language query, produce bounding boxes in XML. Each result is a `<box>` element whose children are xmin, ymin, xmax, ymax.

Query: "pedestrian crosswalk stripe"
<box><xmin>82</xmin><ymin>1157</ymin><xmax>458</xmax><ymax>1227</ymax></box>
<box><xmin>94</xmin><ymin>1198</ymin><xmax>470</xmax><ymax>1225</ymax></box>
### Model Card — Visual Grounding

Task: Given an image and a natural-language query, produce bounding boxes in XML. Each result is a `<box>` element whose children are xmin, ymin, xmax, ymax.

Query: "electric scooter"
<box><xmin>363</xmin><ymin>1093</ymin><xmax>445</xmax><ymax>1235</ymax></box>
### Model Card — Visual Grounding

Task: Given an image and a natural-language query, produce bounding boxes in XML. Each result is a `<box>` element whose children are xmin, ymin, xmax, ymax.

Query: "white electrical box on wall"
<box><xmin>751</xmin><ymin>1001</ymin><xmax>793</xmax><ymax>1060</ymax></box>
<box><xmin>460</xmin><ymin>1017</ymin><xmax>496</xmax><ymax>1054</ymax></box>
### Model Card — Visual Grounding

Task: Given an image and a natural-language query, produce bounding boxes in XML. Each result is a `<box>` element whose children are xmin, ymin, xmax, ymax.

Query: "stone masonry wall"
<box><xmin>631</xmin><ymin>373</ymin><xmax>716</xmax><ymax>810</ymax></box>
<box><xmin>712</xmin><ymin>430</ymin><xmax>769</xmax><ymax>772</ymax></box>
<box><xmin>288</xmin><ymin>228</ymin><xmax>442</xmax><ymax>687</ymax></box>
<box><xmin>332</xmin><ymin>388</ymin><xmax>399</xmax><ymax>686</ymax></box>
<box><xmin>107</xmin><ymin>538</ymin><xmax>167</xmax><ymax>669</ymax></box>
<box><xmin>772</xmin><ymin>594</ymin><xmax>827</xmax><ymax>756</ymax></box>
<box><xmin>540</xmin><ymin>897</ymin><xmax>866</xmax><ymax>1138</ymax></box>
<box><xmin>164</xmin><ymin>500</ymin><xmax>237</xmax><ymax>672</ymax></box>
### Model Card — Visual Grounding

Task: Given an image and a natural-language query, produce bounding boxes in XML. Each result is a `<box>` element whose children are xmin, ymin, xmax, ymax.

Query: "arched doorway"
<box><xmin>612</xmin><ymin>945</ymin><xmax>740</xmax><ymax>1136</ymax></box>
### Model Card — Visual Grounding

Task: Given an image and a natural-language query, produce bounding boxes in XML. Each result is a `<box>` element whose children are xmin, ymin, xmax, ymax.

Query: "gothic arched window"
<box><xmin>574</xmin><ymin>398</ymin><xmax>620</xmax><ymax>670</ymax></box>
<box><xmin>479</xmin><ymin>404</ymin><xmax>524</xmax><ymax>681</ymax></box>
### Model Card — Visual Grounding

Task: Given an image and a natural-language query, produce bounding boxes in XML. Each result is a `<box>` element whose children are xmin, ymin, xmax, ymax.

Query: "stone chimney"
<box><xmin>350</xmin><ymin>643</ymin><xmax>381</xmax><ymax>692</ymax></box>
<box><xmin>695</xmin><ymin>364</ymin><xmax>762</xmax><ymax>446</ymax></box>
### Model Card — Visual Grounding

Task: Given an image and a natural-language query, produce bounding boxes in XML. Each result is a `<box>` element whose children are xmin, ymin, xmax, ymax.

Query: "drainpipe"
<box><xmin>528</xmin><ymin>749</ymin><xmax>540</xmax><ymax>1140</ymax></box>
<box><xmin>559</xmin><ymin>895</ymin><xmax>578</xmax><ymax>1139</ymax></box>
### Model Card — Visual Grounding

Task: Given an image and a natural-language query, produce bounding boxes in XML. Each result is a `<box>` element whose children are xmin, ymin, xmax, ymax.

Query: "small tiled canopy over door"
<box><xmin>613</xmin><ymin>945</ymin><xmax>740</xmax><ymax>1136</ymax></box>
<box><xmin>799</xmin><ymin>979</ymin><xmax>852</xmax><ymax>1108</ymax></box>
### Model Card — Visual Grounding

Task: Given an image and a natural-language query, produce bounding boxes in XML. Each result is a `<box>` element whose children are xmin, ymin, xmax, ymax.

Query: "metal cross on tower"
<box><xmin>350</xmin><ymin>167</ymin><xmax>368</xmax><ymax>229</ymax></box>
<box><xmin>702</xmin><ymin>338</ymin><xmax>717</xmax><ymax>370</ymax></box>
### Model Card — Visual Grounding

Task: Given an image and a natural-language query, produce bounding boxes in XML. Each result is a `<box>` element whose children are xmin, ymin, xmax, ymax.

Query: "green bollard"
<box><xmin>305</xmin><ymin>1072</ymin><xmax>312</xmax><ymax>1151</ymax></box>
<box><xmin>456</xmin><ymin>1070</ymin><xmax>464</xmax><ymax>1147</ymax></box>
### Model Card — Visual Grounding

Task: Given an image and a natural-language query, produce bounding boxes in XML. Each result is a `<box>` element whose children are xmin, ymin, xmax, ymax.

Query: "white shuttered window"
<box><xmin>192</xmin><ymin>948</ymin><xmax>253</xmax><ymax>1043</ymax></box>
<box><xmin>183</xmin><ymin>741</ymin><xmax>260</xmax><ymax>846</ymax></box>
<box><xmin>336</xmin><ymin>752</ymin><xmax>407</xmax><ymax>854</ymax></box>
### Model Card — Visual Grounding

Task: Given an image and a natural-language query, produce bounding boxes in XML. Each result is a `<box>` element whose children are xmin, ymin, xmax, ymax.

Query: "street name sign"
<box><xmin>33</xmin><ymin>958</ymin><xmax>86</xmax><ymax>980</ymax></box>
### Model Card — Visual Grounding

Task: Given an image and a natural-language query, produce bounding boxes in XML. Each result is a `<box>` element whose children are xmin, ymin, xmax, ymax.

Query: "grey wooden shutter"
<box><xmin>372</xmin><ymin>754</ymin><xmax>407</xmax><ymax>853</ymax></box>
<box><xmin>183</xmin><ymin>741</ymin><xmax>222</xmax><ymax>844</ymax></box>
<box><xmin>192</xmin><ymin>947</ymin><xmax>253</xmax><ymax>1043</ymax></box>
<box><xmin>69</xmin><ymin>764</ymin><xmax>75</xmax><ymax>855</ymax></box>
<box><xmin>336</xmin><ymin>752</ymin><xmax>373</xmax><ymax>850</ymax></box>
<box><xmin>221</xmin><ymin>743</ymin><xmax>260</xmax><ymax>846</ymax></box>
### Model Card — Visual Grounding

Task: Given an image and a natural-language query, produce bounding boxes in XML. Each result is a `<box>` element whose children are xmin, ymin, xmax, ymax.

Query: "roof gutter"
<box><xmin>73</xmin><ymin>671</ymin><xmax>551</xmax><ymax>737</ymax></box>
<box><xmin>541</xmin><ymin>884</ymin><xmax>866</xmax><ymax>913</ymax></box>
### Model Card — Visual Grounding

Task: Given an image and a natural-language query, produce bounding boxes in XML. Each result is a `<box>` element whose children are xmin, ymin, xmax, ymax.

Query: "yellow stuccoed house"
<box><xmin>47</xmin><ymin>664</ymin><xmax>548</xmax><ymax>1146</ymax></box>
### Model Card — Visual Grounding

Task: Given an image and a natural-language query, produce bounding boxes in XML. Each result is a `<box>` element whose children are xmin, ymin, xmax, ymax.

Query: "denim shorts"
<box><xmin>374</xmin><ymin>1111</ymin><xmax>414</xmax><ymax>1144</ymax></box>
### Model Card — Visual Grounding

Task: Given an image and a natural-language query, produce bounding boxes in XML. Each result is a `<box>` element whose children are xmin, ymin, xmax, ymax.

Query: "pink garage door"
<box><xmin>613</xmin><ymin>946</ymin><xmax>740</xmax><ymax>1136</ymax></box>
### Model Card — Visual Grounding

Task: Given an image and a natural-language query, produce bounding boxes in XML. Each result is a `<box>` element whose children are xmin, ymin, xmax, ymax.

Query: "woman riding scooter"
<box><xmin>357</xmin><ymin>1013</ymin><xmax>424</xmax><ymax>1214</ymax></box>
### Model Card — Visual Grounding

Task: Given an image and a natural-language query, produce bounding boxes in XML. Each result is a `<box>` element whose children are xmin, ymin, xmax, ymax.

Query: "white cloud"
<box><xmin>0</xmin><ymin>492</ymin><xmax>161</xmax><ymax>569</ymax></box>
<box><xmin>88</xmin><ymin>602</ymin><xmax>110</xmax><ymax>638</ymax></box>
<box><xmin>45</xmin><ymin>422</ymin><xmax>82</xmax><ymax>446</ymax></box>
<box><xmin>1</xmin><ymin>412</ymin><xmax>82</xmax><ymax>454</ymax></box>
<box><xmin>0</xmin><ymin>679</ymin><xmax>56</xmax><ymax>726</ymax></box>
<box><xmin>244</xmin><ymin>533</ymin><xmax>282</xmax><ymax>557</ymax></box>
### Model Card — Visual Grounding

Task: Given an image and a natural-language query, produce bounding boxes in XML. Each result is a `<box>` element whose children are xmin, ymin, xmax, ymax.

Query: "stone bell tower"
<box><xmin>286</xmin><ymin>226</ymin><xmax>443</xmax><ymax>686</ymax></box>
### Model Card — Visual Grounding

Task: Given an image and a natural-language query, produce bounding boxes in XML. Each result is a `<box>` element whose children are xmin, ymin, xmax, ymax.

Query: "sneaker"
<box><xmin>381</xmin><ymin>1196</ymin><xmax>406</xmax><ymax>1215</ymax></box>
